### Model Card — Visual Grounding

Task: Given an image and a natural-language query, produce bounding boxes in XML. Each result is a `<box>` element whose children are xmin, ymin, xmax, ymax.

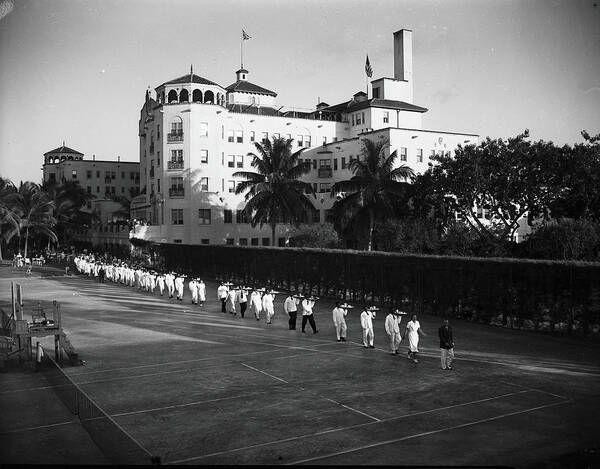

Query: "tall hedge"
<box><xmin>146</xmin><ymin>242</ymin><xmax>600</xmax><ymax>336</ymax></box>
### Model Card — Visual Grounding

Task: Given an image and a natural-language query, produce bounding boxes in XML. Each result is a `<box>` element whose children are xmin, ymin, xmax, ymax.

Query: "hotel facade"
<box><xmin>131</xmin><ymin>29</ymin><xmax>479</xmax><ymax>247</ymax></box>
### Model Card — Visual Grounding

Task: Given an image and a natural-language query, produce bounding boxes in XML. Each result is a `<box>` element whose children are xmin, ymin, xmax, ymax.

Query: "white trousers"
<box><xmin>334</xmin><ymin>320</ymin><xmax>347</xmax><ymax>340</ymax></box>
<box><xmin>362</xmin><ymin>327</ymin><xmax>374</xmax><ymax>346</ymax></box>
<box><xmin>388</xmin><ymin>332</ymin><xmax>401</xmax><ymax>352</ymax></box>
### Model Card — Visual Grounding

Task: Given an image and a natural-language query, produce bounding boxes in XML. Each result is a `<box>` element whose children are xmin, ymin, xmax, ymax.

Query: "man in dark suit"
<box><xmin>438</xmin><ymin>319</ymin><xmax>454</xmax><ymax>370</ymax></box>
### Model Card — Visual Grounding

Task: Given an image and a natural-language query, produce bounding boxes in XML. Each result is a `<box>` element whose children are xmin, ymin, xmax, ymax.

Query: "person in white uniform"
<box><xmin>189</xmin><ymin>278</ymin><xmax>198</xmax><ymax>304</ymax></box>
<box><xmin>385</xmin><ymin>309</ymin><xmax>405</xmax><ymax>355</ymax></box>
<box><xmin>165</xmin><ymin>272</ymin><xmax>175</xmax><ymax>298</ymax></box>
<box><xmin>406</xmin><ymin>313</ymin><xmax>426</xmax><ymax>363</ymax></box>
<box><xmin>197</xmin><ymin>279</ymin><xmax>206</xmax><ymax>306</ymax></box>
<box><xmin>284</xmin><ymin>294</ymin><xmax>299</xmax><ymax>330</ymax></box>
<box><xmin>236</xmin><ymin>287</ymin><xmax>248</xmax><ymax>318</ymax></box>
<box><xmin>360</xmin><ymin>306</ymin><xmax>377</xmax><ymax>348</ymax></box>
<box><xmin>157</xmin><ymin>273</ymin><xmax>166</xmax><ymax>296</ymax></box>
<box><xmin>226</xmin><ymin>287</ymin><xmax>237</xmax><ymax>315</ymax></box>
<box><xmin>175</xmin><ymin>274</ymin><xmax>185</xmax><ymax>301</ymax></box>
<box><xmin>332</xmin><ymin>301</ymin><xmax>349</xmax><ymax>342</ymax></box>
<box><xmin>263</xmin><ymin>290</ymin><xmax>275</xmax><ymax>324</ymax></box>
<box><xmin>250</xmin><ymin>288</ymin><xmax>263</xmax><ymax>320</ymax></box>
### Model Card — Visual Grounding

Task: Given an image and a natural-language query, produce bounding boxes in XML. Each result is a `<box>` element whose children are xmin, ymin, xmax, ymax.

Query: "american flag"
<box><xmin>242</xmin><ymin>29</ymin><xmax>251</xmax><ymax>41</ymax></box>
<box><xmin>365</xmin><ymin>55</ymin><xmax>373</xmax><ymax>78</ymax></box>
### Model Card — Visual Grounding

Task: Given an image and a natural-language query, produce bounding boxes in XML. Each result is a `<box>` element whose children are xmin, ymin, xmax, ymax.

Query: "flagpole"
<box><xmin>240</xmin><ymin>35</ymin><xmax>243</xmax><ymax>69</ymax></box>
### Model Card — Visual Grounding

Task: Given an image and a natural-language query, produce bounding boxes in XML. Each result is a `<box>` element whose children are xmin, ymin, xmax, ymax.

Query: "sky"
<box><xmin>0</xmin><ymin>0</ymin><xmax>599</xmax><ymax>184</ymax></box>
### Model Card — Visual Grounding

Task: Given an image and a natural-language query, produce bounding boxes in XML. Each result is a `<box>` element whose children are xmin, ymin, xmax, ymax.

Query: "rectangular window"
<box><xmin>121</xmin><ymin>186</ymin><xmax>125</xmax><ymax>194</ymax></box>
<box><xmin>200</xmin><ymin>177</ymin><xmax>209</xmax><ymax>191</ymax></box>
<box><xmin>224</xmin><ymin>209</ymin><xmax>232</xmax><ymax>223</ymax></box>
<box><xmin>227</xmin><ymin>130</ymin><xmax>234</xmax><ymax>142</ymax></box>
<box><xmin>236</xmin><ymin>209</ymin><xmax>249</xmax><ymax>223</ymax></box>
<box><xmin>121</xmin><ymin>171</ymin><xmax>125</xmax><ymax>179</ymax></box>
<box><xmin>239</xmin><ymin>238</ymin><xmax>248</xmax><ymax>246</ymax></box>
<box><xmin>171</xmin><ymin>149</ymin><xmax>183</xmax><ymax>162</ymax></box>
<box><xmin>236</xmin><ymin>155</ymin><xmax>243</xmax><ymax>168</ymax></box>
<box><xmin>417</xmin><ymin>148</ymin><xmax>423</xmax><ymax>163</ymax></box>
<box><xmin>86</xmin><ymin>186</ymin><xmax>92</xmax><ymax>194</ymax></box>
<box><xmin>351</xmin><ymin>114</ymin><xmax>355</xmax><ymax>126</ymax></box>
<box><xmin>201</xmin><ymin>239</ymin><xmax>210</xmax><ymax>245</ymax></box>
<box><xmin>227</xmin><ymin>155</ymin><xmax>235</xmax><ymax>168</ymax></box>
<box><xmin>278</xmin><ymin>237</ymin><xmax>286</xmax><ymax>247</ymax></box>
<box><xmin>400</xmin><ymin>147</ymin><xmax>407</xmax><ymax>162</ymax></box>
<box><xmin>200</xmin><ymin>150</ymin><xmax>208</xmax><ymax>164</ymax></box>
<box><xmin>251</xmin><ymin>238</ymin><xmax>259</xmax><ymax>246</ymax></box>
<box><xmin>157</xmin><ymin>179</ymin><xmax>161</xmax><ymax>192</ymax></box>
<box><xmin>356</xmin><ymin>113</ymin><xmax>361</xmax><ymax>125</ymax></box>
<box><xmin>262</xmin><ymin>238</ymin><xmax>270</xmax><ymax>246</ymax></box>
<box><xmin>86</xmin><ymin>170</ymin><xmax>92</xmax><ymax>179</ymax></box>
<box><xmin>226</xmin><ymin>238</ymin><xmax>234</xmax><ymax>245</ymax></box>
<box><xmin>228</xmin><ymin>180</ymin><xmax>236</xmax><ymax>193</ymax></box>
<box><xmin>383</xmin><ymin>111</ymin><xmax>389</xmax><ymax>124</ymax></box>
<box><xmin>199</xmin><ymin>122</ymin><xmax>208</xmax><ymax>137</ymax></box>
<box><xmin>312</xmin><ymin>159</ymin><xmax>317</xmax><ymax>170</ymax></box>
<box><xmin>96</xmin><ymin>186</ymin><xmax>100</xmax><ymax>193</ymax></box>
<box><xmin>430</xmin><ymin>150</ymin><xmax>436</xmax><ymax>159</ymax></box>
<box><xmin>305</xmin><ymin>135</ymin><xmax>311</xmax><ymax>147</ymax></box>
<box><xmin>362</xmin><ymin>112</ymin><xmax>365</xmax><ymax>124</ymax></box>
<box><xmin>341</xmin><ymin>157</ymin><xmax>346</xmax><ymax>169</ymax></box>
<box><xmin>297</xmin><ymin>135</ymin><xmax>303</xmax><ymax>147</ymax></box>
<box><xmin>174</xmin><ymin>239</ymin><xmax>182</xmax><ymax>244</ymax></box>
<box><xmin>236</xmin><ymin>130</ymin><xmax>243</xmax><ymax>143</ymax></box>
<box><xmin>72</xmin><ymin>170</ymin><xmax>77</xmax><ymax>179</ymax></box>
<box><xmin>129</xmin><ymin>172</ymin><xmax>134</xmax><ymax>180</ymax></box>
<box><xmin>170</xmin><ymin>176</ymin><xmax>183</xmax><ymax>191</ymax></box>
<box><xmin>273</xmin><ymin>132</ymin><xmax>280</xmax><ymax>140</ymax></box>
<box><xmin>261</xmin><ymin>132</ymin><xmax>268</xmax><ymax>143</ymax></box>
<box><xmin>96</xmin><ymin>171</ymin><xmax>101</xmax><ymax>178</ymax></box>
<box><xmin>319</xmin><ymin>159</ymin><xmax>331</xmax><ymax>168</ymax></box>
<box><xmin>111</xmin><ymin>171</ymin><xmax>116</xmax><ymax>180</ymax></box>
<box><xmin>333</xmin><ymin>158</ymin><xmax>338</xmax><ymax>170</ymax></box>
<box><xmin>373</xmin><ymin>87</ymin><xmax>380</xmax><ymax>98</ymax></box>
<box><xmin>319</xmin><ymin>182</ymin><xmax>331</xmax><ymax>193</ymax></box>
<box><xmin>250</xmin><ymin>131</ymin><xmax>255</xmax><ymax>142</ymax></box>
<box><xmin>198</xmin><ymin>209</ymin><xmax>211</xmax><ymax>225</ymax></box>
<box><xmin>322</xmin><ymin>136</ymin><xmax>327</xmax><ymax>145</ymax></box>
<box><xmin>312</xmin><ymin>182</ymin><xmax>317</xmax><ymax>193</ymax></box>
<box><xmin>171</xmin><ymin>209</ymin><xmax>184</xmax><ymax>225</ymax></box>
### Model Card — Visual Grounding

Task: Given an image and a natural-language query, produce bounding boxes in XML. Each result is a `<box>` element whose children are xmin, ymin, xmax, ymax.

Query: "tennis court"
<box><xmin>1</xmin><ymin>265</ymin><xmax>599</xmax><ymax>466</ymax></box>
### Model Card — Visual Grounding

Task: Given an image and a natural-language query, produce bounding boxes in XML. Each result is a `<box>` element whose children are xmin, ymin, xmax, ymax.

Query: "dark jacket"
<box><xmin>438</xmin><ymin>325</ymin><xmax>454</xmax><ymax>349</ymax></box>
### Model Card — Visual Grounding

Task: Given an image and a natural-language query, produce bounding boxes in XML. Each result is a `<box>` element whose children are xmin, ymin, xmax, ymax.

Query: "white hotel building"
<box><xmin>131</xmin><ymin>29</ymin><xmax>479</xmax><ymax>247</ymax></box>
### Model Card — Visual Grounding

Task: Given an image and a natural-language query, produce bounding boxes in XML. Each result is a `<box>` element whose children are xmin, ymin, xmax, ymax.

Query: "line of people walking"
<box><xmin>74</xmin><ymin>253</ymin><xmax>454</xmax><ymax>370</ymax></box>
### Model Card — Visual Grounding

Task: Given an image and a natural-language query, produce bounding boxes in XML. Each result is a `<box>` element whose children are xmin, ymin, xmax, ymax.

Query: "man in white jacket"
<box><xmin>385</xmin><ymin>309</ymin><xmax>405</xmax><ymax>355</ymax></box>
<box><xmin>360</xmin><ymin>306</ymin><xmax>377</xmax><ymax>348</ymax></box>
<box><xmin>189</xmin><ymin>278</ymin><xmax>198</xmax><ymax>304</ymax></box>
<box><xmin>165</xmin><ymin>272</ymin><xmax>175</xmax><ymax>299</ymax></box>
<box><xmin>197</xmin><ymin>279</ymin><xmax>206</xmax><ymax>306</ymax></box>
<box><xmin>217</xmin><ymin>282</ymin><xmax>229</xmax><ymax>313</ymax></box>
<box><xmin>332</xmin><ymin>301</ymin><xmax>348</xmax><ymax>342</ymax></box>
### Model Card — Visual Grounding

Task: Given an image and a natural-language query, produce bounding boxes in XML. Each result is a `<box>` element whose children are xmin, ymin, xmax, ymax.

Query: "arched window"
<box><xmin>192</xmin><ymin>89</ymin><xmax>203</xmax><ymax>103</ymax></box>
<box><xmin>179</xmin><ymin>89</ymin><xmax>189</xmax><ymax>103</ymax></box>
<box><xmin>168</xmin><ymin>89</ymin><xmax>178</xmax><ymax>103</ymax></box>
<box><xmin>204</xmin><ymin>90</ymin><xmax>214</xmax><ymax>104</ymax></box>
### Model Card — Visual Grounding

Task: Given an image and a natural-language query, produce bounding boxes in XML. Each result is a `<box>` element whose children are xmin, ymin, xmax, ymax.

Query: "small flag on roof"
<box><xmin>242</xmin><ymin>29</ymin><xmax>251</xmax><ymax>41</ymax></box>
<box><xmin>365</xmin><ymin>54</ymin><xmax>373</xmax><ymax>78</ymax></box>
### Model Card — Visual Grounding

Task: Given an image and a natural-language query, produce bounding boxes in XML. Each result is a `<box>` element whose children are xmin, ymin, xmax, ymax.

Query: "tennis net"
<box><xmin>41</xmin><ymin>350</ymin><xmax>160</xmax><ymax>465</ymax></box>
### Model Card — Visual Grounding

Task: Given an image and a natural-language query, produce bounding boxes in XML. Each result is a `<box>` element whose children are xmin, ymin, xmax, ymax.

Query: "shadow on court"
<box><xmin>0</xmin><ymin>264</ymin><xmax>599</xmax><ymax>466</ymax></box>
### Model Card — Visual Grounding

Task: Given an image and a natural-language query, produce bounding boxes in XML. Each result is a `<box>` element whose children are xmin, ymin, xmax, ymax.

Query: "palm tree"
<box><xmin>233</xmin><ymin>137</ymin><xmax>316</xmax><ymax>245</ymax></box>
<box><xmin>330</xmin><ymin>139</ymin><xmax>415</xmax><ymax>251</ymax></box>
<box><xmin>43</xmin><ymin>179</ymin><xmax>94</xmax><ymax>245</ymax></box>
<box><xmin>0</xmin><ymin>177</ymin><xmax>21</xmax><ymax>260</ymax></box>
<box><xmin>16</xmin><ymin>182</ymin><xmax>57</xmax><ymax>258</ymax></box>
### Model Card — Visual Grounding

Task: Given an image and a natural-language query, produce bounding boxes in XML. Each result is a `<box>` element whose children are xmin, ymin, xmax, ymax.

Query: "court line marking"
<box><xmin>240</xmin><ymin>362</ymin><xmax>380</xmax><ymax>422</ymax></box>
<box><xmin>0</xmin><ymin>419</ymin><xmax>76</xmax><ymax>434</ymax></box>
<box><xmin>110</xmin><ymin>391</ymin><xmax>270</xmax><ymax>417</ymax></box>
<box><xmin>241</xmin><ymin>363</ymin><xmax>288</xmax><ymax>383</ymax></box>
<box><xmin>497</xmin><ymin>380</ymin><xmax>568</xmax><ymax>400</ymax></box>
<box><xmin>167</xmin><ymin>389</ymin><xmax>533</xmax><ymax>464</ymax></box>
<box><xmin>287</xmin><ymin>399</ymin><xmax>570</xmax><ymax>465</ymax></box>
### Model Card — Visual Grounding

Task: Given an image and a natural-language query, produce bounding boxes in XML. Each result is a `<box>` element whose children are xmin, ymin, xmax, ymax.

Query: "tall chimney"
<box><xmin>393</xmin><ymin>29</ymin><xmax>412</xmax><ymax>82</ymax></box>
